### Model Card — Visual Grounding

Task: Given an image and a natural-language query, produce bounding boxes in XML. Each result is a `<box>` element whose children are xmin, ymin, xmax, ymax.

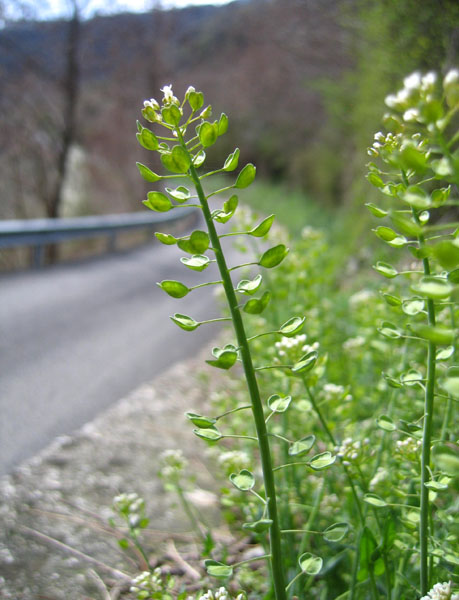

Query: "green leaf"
<box><xmin>206</xmin><ymin>349</ymin><xmax>238</xmax><ymax>370</ymax></box>
<box><xmin>382</xmin><ymin>293</ymin><xmax>402</xmax><ymax>307</ymax></box>
<box><xmin>259</xmin><ymin>245</ymin><xmax>289</xmax><ymax>268</ymax></box>
<box><xmin>373</xmin><ymin>262</ymin><xmax>398</xmax><ymax>278</ymax></box>
<box><xmin>235</xmin><ymin>163</ymin><xmax>256</xmax><ymax>188</ymax></box>
<box><xmin>432</xmin><ymin>240</ymin><xmax>459</xmax><ymax>270</ymax></box>
<box><xmin>180</xmin><ymin>254</ymin><xmax>210</xmax><ymax>271</ymax></box>
<box><xmin>143</xmin><ymin>191</ymin><xmax>173</xmax><ymax>212</ymax></box>
<box><xmin>431</xmin><ymin>186</ymin><xmax>450</xmax><ymax>207</ymax></box>
<box><xmin>402</xmin><ymin>297</ymin><xmax>424</xmax><ymax>315</ymax></box>
<box><xmin>243</xmin><ymin>291</ymin><xmax>271</xmax><ymax>314</ymax></box>
<box><xmin>436</xmin><ymin>346</ymin><xmax>454</xmax><ymax>361</ymax></box>
<box><xmin>171</xmin><ymin>313</ymin><xmax>200</xmax><ymax>331</ymax></box>
<box><xmin>432</xmin><ymin>443</ymin><xmax>459</xmax><ymax>473</ymax></box>
<box><xmin>413</xmin><ymin>325</ymin><xmax>455</xmax><ymax>345</ymax></box>
<box><xmin>165</xmin><ymin>186</ymin><xmax>191</xmax><ymax>203</ymax></box>
<box><xmin>448</xmin><ymin>268</ymin><xmax>459</xmax><ymax>284</ymax></box>
<box><xmin>424</xmin><ymin>480</ymin><xmax>448</xmax><ymax>491</ymax></box>
<box><xmin>383</xmin><ymin>372</ymin><xmax>403</xmax><ymax>388</ymax></box>
<box><xmin>188</xmin><ymin>91</ymin><xmax>204</xmax><ymax>111</ymax></box>
<box><xmin>378</xmin><ymin>321</ymin><xmax>402</xmax><ymax>339</ymax></box>
<box><xmin>373</xmin><ymin>226</ymin><xmax>398</xmax><ymax>242</ymax></box>
<box><xmin>365</xmin><ymin>203</ymin><xmax>387</xmax><ymax>218</ymax></box>
<box><xmin>390</xmin><ymin>212</ymin><xmax>421</xmax><ymax>237</ymax></box>
<box><xmin>291</xmin><ymin>351</ymin><xmax>318</xmax><ymax>375</ymax></box>
<box><xmin>223</xmin><ymin>148</ymin><xmax>240</xmax><ymax>172</ymax></box>
<box><xmin>400</xmin><ymin>146</ymin><xmax>427</xmax><ymax>173</ymax></box>
<box><xmin>212</xmin><ymin>195</ymin><xmax>238</xmax><ymax>223</ymax></box>
<box><xmin>367</xmin><ymin>172</ymin><xmax>384</xmax><ymax>188</ymax></box>
<box><xmin>400</xmin><ymin>369</ymin><xmax>423</xmax><ymax>386</ymax></box>
<box><xmin>199</xmin><ymin>121</ymin><xmax>219</xmax><ymax>147</ymax></box>
<box><xmin>236</xmin><ymin>274</ymin><xmax>263</xmax><ymax>295</ymax></box>
<box><xmin>178</xmin><ymin>230</ymin><xmax>210</xmax><ymax>254</ymax></box>
<box><xmin>278</xmin><ymin>316</ymin><xmax>306</xmax><ymax>337</ymax></box>
<box><xmin>158</xmin><ymin>280</ymin><xmax>190</xmax><ymax>298</ymax></box>
<box><xmin>193</xmin><ymin>150</ymin><xmax>206</xmax><ymax>167</ymax></box>
<box><xmin>308</xmin><ymin>451</ymin><xmax>336</xmax><ymax>470</ymax></box>
<box><xmin>323</xmin><ymin>522</ymin><xmax>350</xmax><ymax>543</ymax></box>
<box><xmin>243</xmin><ymin>519</ymin><xmax>273</xmax><ymax>533</ymax></box>
<box><xmin>230</xmin><ymin>469</ymin><xmax>255</xmax><ymax>491</ymax></box>
<box><xmin>136</xmin><ymin>127</ymin><xmax>159</xmax><ymax>150</ymax></box>
<box><xmin>376</xmin><ymin>415</ymin><xmax>396</xmax><ymax>431</ymax></box>
<box><xmin>186</xmin><ymin>412</ymin><xmax>216</xmax><ymax>428</ymax></box>
<box><xmin>401</xmin><ymin>185</ymin><xmax>431</xmax><ymax>209</ymax></box>
<box><xmin>118</xmin><ymin>538</ymin><xmax>130</xmax><ymax>549</ymax></box>
<box><xmin>136</xmin><ymin>162</ymin><xmax>161</xmax><ymax>182</ymax></box>
<box><xmin>204</xmin><ymin>559</ymin><xmax>233</xmax><ymax>579</ymax></box>
<box><xmin>267</xmin><ymin>394</ymin><xmax>292</xmax><ymax>413</ymax></box>
<box><xmin>249</xmin><ymin>214</ymin><xmax>275</xmax><ymax>237</ymax></box>
<box><xmin>194</xmin><ymin>426</ymin><xmax>222</xmax><ymax>442</ymax></box>
<box><xmin>161</xmin><ymin>145</ymin><xmax>191</xmax><ymax>174</ymax></box>
<box><xmin>218</xmin><ymin>113</ymin><xmax>229</xmax><ymax>135</ymax></box>
<box><xmin>411</xmin><ymin>277</ymin><xmax>454</xmax><ymax>300</ymax></box>
<box><xmin>155</xmin><ymin>232</ymin><xmax>177</xmax><ymax>245</ymax></box>
<box><xmin>363</xmin><ymin>493</ymin><xmax>387</xmax><ymax>507</ymax></box>
<box><xmin>161</xmin><ymin>104</ymin><xmax>182</xmax><ymax>126</ymax></box>
<box><xmin>299</xmin><ymin>553</ymin><xmax>323</xmax><ymax>575</ymax></box>
<box><xmin>289</xmin><ymin>434</ymin><xmax>315</xmax><ymax>457</ymax></box>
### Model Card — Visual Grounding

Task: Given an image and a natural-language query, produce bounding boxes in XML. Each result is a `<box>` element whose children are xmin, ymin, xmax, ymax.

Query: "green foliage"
<box><xmin>124</xmin><ymin>80</ymin><xmax>458</xmax><ymax>600</ymax></box>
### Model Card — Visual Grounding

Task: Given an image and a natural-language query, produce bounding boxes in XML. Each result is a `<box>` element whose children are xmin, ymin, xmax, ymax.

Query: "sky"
<box><xmin>4</xmin><ymin>0</ymin><xmax>234</xmax><ymax>22</ymax></box>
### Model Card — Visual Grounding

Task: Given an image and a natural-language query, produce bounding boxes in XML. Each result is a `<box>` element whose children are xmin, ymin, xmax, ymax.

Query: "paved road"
<box><xmin>0</xmin><ymin>237</ymin><xmax>237</xmax><ymax>475</ymax></box>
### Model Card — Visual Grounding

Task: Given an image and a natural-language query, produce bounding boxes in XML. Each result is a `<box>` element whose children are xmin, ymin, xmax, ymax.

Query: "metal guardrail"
<box><xmin>0</xmin><ymin>209</ymin><xmax>197</xmax><ymax>268</ymax></box>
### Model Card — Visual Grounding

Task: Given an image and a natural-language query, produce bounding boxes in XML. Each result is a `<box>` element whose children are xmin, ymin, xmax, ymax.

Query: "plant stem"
<box><xmin>412</xmin><ymin>206</ymin><xmax>437</xmax><ymax>596</ymax></box>
<box><xmin>181</xmin><ymin>137</ymin><xmax>287</xmax><ymax>599</ymax></box>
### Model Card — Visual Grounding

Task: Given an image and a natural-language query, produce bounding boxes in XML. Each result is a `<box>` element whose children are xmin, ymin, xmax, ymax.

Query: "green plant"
<box><xmin>135</xmin><ymin>84</ymin><xmax>344</xmax><ymax>599</ymax></box>
<box><xmin>129</xmin><ymin>79</ymin><xmax>458</xmax><ymax>600</ymax></box>
<box><xmin>367</xmin><ymin>69</ymin><xmax>458</xmax><ymax>597</ymax></box>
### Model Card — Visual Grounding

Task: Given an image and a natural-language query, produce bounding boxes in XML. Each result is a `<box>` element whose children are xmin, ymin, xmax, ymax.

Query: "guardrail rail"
<box><xmin>0</xmin><ymin>209</ymin><xmax>197</xmax><ymax>268</ymax></box>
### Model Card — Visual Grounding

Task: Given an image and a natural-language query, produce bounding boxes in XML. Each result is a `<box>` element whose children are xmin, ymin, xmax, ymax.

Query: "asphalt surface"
<box><xmin>0</xmin><ymin>236</ymin><xmax>236</xmax><ymax>475</ymax></box>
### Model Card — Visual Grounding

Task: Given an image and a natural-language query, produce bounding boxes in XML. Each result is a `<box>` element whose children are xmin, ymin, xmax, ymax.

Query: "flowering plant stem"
<box><xmin>416</xmin><ymin>218</ymin><xmax>437</xmax><ymax>596</ymax></box>
<box><xmin>183</xmin><ymin>138</ymin><xmax>287</xmax><ymax>600</ymax></box>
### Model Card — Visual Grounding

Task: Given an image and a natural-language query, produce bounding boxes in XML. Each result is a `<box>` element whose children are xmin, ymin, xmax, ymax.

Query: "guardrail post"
<box><xmin>32</xmin><ymin>244</ymin><xmax>45</xmax><ymax>269</ymax></box>
<box><xmin>107</xmin><ymin>231</ymin><xmax>117</xmax><ymax>253</ymax></box>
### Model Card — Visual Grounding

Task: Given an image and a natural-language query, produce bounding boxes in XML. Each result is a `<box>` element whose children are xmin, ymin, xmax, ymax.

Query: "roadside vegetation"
<box><xmin>111</xmin><ymin>72</ymin><xmax>458</xmax><ymax>600</ymax></box>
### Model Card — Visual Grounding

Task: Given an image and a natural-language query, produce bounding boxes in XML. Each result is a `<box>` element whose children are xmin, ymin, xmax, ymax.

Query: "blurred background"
<box><xmin>0</xmin><ymin>0</ymin><xmax>457</xmax><ymax>269</ymax></box>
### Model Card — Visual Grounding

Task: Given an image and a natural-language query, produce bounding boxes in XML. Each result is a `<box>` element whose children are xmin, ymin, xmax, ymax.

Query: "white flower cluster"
<box><xmin>218</xmin><ymin>450</ymin><xmax>251</xmax><ymax>475</ymax></box>
<box><xmin>368</xmin><ymin>131</ymin><xmax>400</xmax><ymax>157</ymax></box>
<box><xmin>336</xmin><ymin>437</ymin><xmax>370</xmax><ymax>465</ymax></box>
<box><xmin>349</xmin><ymin>289</ymin><xmax>375</xmax><ymax>307</ymax></box>
<box><xmin>369</xmin><ymin>467</ymin><xmax>389</xmax><ymax>490</ymax></box>
<box><xmin>275</xmin><ymin>334</ymin><xmax>319</xmax><ymax>358</ymax></box>
<box><xmin>159</xmin><ymin>448</ymin><xmax>188</xmax><ymax>479</ymax></box>
<box><xmin>420</xmin><ymin>581</ymin><xmax>459</xmax><ymax>600</ymax></box>
<box><xmin>395</xmin><ymin>436</ymin><xmax>421</xmax><ymax>458</ymax></box>
<box><xmin>113</xmin><ymin>492</ymin><xmax>145</xmax><ymax>516</ymax></box>
<box><xmin>130</xmin><ymin>568</ymin><xmax>163</xmax><ymax>595</ymax></box>
<box><xmin>342</xmin><ymin>336</ymin><xmax>365</xmax><ymax>352</ymax></box>
<box><xmin>199</xmin><ymin>587</ymin><xmax>245</xmax><ymax>600</ymax></box>
<box><xmin>385</xmin><ymin>71</ymin><xmax>438</xmax><ymax>112</ymax></box>
<box><xmin>323</xmin><ymin>383</ymin><xmax>345</xmax><ymax>398</ymax></box>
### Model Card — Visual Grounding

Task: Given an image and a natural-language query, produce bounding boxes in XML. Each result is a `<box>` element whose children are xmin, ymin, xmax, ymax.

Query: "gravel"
<box><xmin>0</xmin><ymin>346</ymin><xmax>226</xmax><ymax>599</ymax></box>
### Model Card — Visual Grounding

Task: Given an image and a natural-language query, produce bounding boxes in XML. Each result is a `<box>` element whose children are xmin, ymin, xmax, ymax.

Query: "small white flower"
<box><xmin>404</xmin><ymin>71</ymin><xmax>422</xmax><ymax>90</ymax></box>
<box><xmin>403</xmin><ymin>108</ymin><xmax>420</xmax><ymax>122</ymax></box>
<box><xmin>422</xmin><ymin>71</ymin><xmax>437</xmax><ymax>89</ymax></box>
<box><xmin>444</xmin><ymin>69</ymin><xmax>459</xmax><ymax>88</ymax></box>
<box><xmin>420</xmin><ymin>580</ymin><xmax>458</xmax><ymax>600</ymax></box>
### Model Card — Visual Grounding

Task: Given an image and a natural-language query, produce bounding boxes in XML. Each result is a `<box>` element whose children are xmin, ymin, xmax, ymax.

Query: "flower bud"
<box><xmin>444</xmin><ymin>68</ymin><xmax>459</xmax><ymax>108</ymax></box>
<box><xmin>200</xmin><ymin>105</ymin><xmax>212</xmax><ymax>118</ymax></box>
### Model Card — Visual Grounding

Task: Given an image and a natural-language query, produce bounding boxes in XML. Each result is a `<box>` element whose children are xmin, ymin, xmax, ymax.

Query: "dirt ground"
<box><xmin>0</xmin><ymin>345</ymin><xmax>228</xmax><ymax>599</ymax></box>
